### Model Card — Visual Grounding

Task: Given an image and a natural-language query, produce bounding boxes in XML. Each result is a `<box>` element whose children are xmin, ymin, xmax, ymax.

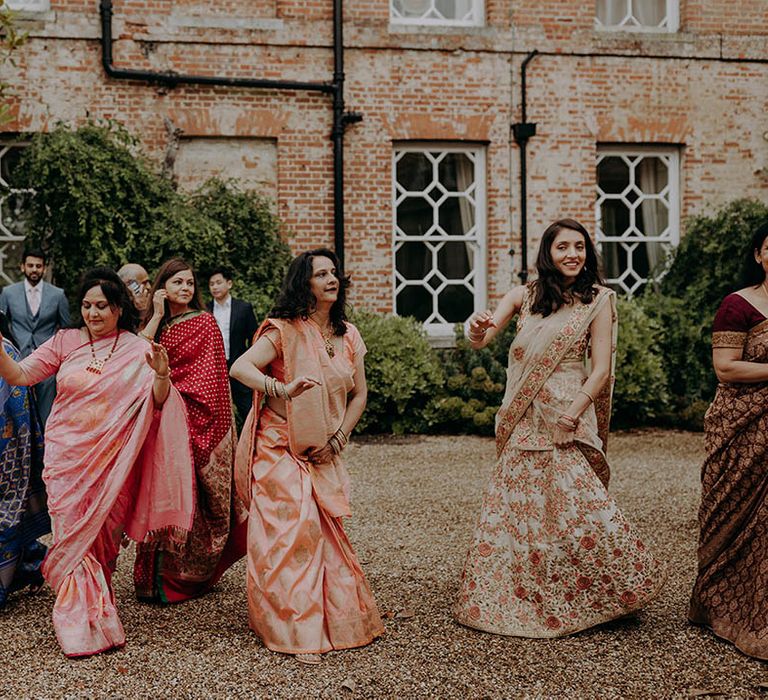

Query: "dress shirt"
<box><xmin>24</xmin><ymin>279</ymin><xmax>41</xmax><ymax>316</ymax></box>
<box><xmin>212</xmin><ymin>295</ymin><xmax>232</xmax><ymax>360</ymax></box>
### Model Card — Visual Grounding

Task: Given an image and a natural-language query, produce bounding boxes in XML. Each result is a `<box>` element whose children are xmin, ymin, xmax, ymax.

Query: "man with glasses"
<box><xmin>117</xmin><ymin>263</ymin><xmax>151</xmax><ymax>314</ymax></box>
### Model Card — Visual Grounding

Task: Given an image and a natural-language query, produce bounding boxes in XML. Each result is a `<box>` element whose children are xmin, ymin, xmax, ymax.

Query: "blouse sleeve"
<box><xmin>345</xmin><ymin>323</ymin><xmax>367</xmax><ymax>360</ymax></box>
<box><xmin>712</xmin><ymin>295</ymin><xmax>750</xmax><ymax>349</ymax></box>
<box><xmin>17</xmin><ymin>331</ymin><xmax>66</xmax><ymax>384</ymax></box>
<box><xmin>263</xmin><ymin>325</ymin><xmax>282</xmax><ymax>355</ymax></box>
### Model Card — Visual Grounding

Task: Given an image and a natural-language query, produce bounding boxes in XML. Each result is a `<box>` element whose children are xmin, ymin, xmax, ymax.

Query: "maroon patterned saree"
<box><xmin>689</xmin><ymin>292</ymin><xmax>768</xmax><ymax>659</ymax></box>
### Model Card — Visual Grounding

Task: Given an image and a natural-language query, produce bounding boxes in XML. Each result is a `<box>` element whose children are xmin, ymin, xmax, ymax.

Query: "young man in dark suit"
<box><xmin>0</xmin><ymin>248</ymin><xmax>70</xmax><ymax>426</ymax></box>
<box><xmin>207</xmin><ymin>267</ymin><xmax>259</xmax><ymax>426</ymax></box>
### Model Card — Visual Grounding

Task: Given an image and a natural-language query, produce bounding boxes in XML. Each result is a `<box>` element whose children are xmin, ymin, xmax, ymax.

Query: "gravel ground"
<box><xmin>3</xmin><ymin>430</ymin><xmax>768</xmax><ymax>699</ymax></box>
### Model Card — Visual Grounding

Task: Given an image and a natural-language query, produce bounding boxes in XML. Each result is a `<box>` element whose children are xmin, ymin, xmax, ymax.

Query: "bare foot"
<box><xmin>294</xmin><ymin>653</ymin><xmax>322</xmax><ymax>665</ymax></box>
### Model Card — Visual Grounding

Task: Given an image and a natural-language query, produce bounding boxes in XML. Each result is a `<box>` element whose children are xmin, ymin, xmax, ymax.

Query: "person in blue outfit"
<box><xmin>0</xmin><ymin>310</ymin><xmax>48</xmax><ymax>609</ymax></box>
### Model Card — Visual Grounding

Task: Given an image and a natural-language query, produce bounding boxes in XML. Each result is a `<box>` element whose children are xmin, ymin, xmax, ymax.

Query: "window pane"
<box><xmin>396</xmin><ymin>285</ymin><xmax>433</xmax><ymax>322</ymax></box>
<box><xmin>437</xmin><ymin>241</ymin><xmax>473</xmax><ymax>280</ymax></box>
<box><xmin>597</xmin><ymin>156</ymin><xmax>629</xmax><ymax>195</ymax></box>
<box><xmin>396</xmin><ymin>196</ymin><xmax>433</xmax><ymax>236</ymax></box>
<box><xmin>631</xmin><ymin>0</ymin><xmax>666</xmax><ymax>26</ymax></box>
<box><xmin>392</xmin><ymin>0</ymin><xmax>433</xmax><ymax>18</ymax></box>
<box><xmin>438</xmin><ymin>197</ymin><xmax>475</xmax><ymax>236</ymax></box>
<box><xmin>396</xmin><ymin>152</ymin><xmax>433</xmax><ymax>192</ymax></box>
<box><xmin>396</xmin><ymin>242</ymin><xmax>433</xmax><ymax>280</ymax></box>
<box><xmin>596</xmin><ymin>0</ymin><xmax>629</xmax><ymax>25</ymax></box>
<box><xmin>438</xmin><ymin>285</ymin><xmax>474</xmax><ymax>323</ymax></box>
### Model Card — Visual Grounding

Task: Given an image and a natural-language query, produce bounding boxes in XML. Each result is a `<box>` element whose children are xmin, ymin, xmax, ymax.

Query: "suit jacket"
<box><xmin>207</xmin><ymin>296</ymin><xmax>258</xmax><ymax>363</ymax></box>
<box><xmin>0</xmin><ymin>280</ymin><xmax>71</xmax><ymax>358</ymax></box>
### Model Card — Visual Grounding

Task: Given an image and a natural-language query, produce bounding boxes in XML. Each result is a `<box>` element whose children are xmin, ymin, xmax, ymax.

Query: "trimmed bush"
<box><xmin>612</xmin><ymin>297</ymin><xmax>669</xmax><ymax>428</ymax></box>
<box><xmin>351</xmin><ymin>310</ymin><xmax>444</xmax><ymax>434</ymax></box>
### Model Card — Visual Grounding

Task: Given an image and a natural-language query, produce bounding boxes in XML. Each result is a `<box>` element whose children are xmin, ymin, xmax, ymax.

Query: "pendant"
<box><xmin>324</xmin><ymin>338</ymin><xmax>335</xmax><ymax>358</ymax></box>
<box><xmin>86</xmin><ymin>358</ymin><xmax>105</xmax><ymax>374</ymax></box>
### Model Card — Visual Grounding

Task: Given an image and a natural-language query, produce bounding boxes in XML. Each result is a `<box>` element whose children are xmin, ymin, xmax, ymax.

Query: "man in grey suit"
<box><xmin>0</xmin><ymin>248</ymin><xmax>70</xmax><ymax>426</ymax></box>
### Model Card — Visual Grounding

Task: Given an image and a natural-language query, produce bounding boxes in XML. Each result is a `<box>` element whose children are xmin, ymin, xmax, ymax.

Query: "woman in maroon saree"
<box><xmin>134</xmin><ymin>259</ymin><xmax>247</xmax><ymax>604</ymax></box>
<box><xmin>689</xmin><ymin>222</ymin><xmax>768</xmax><ymax>659</ymax></box>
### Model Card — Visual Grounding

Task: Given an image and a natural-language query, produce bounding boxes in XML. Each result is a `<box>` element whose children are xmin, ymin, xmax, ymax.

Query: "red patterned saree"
<box><xmin>689</xmin><ymin>292</ymin><xmax>768</xmax><ymax>659</ymax></box>
<box><xmin>134</xmin><ymin>312</ymin><xmax>247</xmax><ymax>603</ymax></box>
<box><xmin>455</xmin><ymin>286</ymin><xmax>665</xmax><ymax>638</ymax></box>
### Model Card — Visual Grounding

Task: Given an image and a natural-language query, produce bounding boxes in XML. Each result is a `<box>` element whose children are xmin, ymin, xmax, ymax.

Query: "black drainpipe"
<box><xmin>99</xmin><ymin>0</ymin><xmax>361</xmax><ymax>270</ymax></box>
<box><xmin>511</xmin><ymin>49</ymin><xmax>538</xmax><ymax>283</ymax></box>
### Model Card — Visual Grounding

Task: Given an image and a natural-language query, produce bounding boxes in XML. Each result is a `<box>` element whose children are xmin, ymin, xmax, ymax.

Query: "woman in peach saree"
<box><xmin>454</xmin><ymin>219</ymin><xmax>665</xmax><ymax>637</ymax></box>
<box><xmin>232</xmin><ymin>248</ymin><xmax>383</xmax><ymax>664</ymax></box>
<box><xmin>0</xmin><ymin>268</ymin><xmax>195</xmax><ymax>657</ymax></box>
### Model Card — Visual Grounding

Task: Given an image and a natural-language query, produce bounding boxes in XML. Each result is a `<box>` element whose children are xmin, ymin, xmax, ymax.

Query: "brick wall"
<box><xmin>5</xmin><ymin>0</ymin><xmax>768</xmax><ymax>313</ymax></box>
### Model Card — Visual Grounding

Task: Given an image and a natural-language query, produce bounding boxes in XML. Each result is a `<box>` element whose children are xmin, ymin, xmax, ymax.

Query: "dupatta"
<box><xmin>235</xmin><ymin>318</ymin><xmax>354</xmax><ymax>518</ymax></box>
<box><xmin>37</xmin><ymin>332</ymin><xmax>195</xmax><ymax>591</ymax></box>
<box><xmin>495</xmin><ymin>287</ymin><xmax>617</xmax><ymax>485</ymax></box>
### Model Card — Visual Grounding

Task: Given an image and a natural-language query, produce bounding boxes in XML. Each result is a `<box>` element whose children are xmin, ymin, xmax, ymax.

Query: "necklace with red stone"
<box><xmin>85</xmin><ymin>329</ymin><xmax>121</xmax><ymax>374</ymax></box>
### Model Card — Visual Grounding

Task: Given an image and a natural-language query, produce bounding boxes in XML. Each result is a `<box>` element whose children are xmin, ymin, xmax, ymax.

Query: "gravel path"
<box><xmin>3</xmin><ymin>430</ymin><xmax>767</xmax><ymax>699</ymax></box>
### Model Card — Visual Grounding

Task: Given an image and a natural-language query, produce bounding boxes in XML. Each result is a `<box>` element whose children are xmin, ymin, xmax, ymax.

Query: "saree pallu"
<box><xmin>135</xmin><ymin>312</ymin><xmax>247</xmax><ymax>603</ymax></box>
<box><xmin>689</xmin><ymin>318</ymin><xmax>768</xmax><ymax>659</ymax></box>
<box><xmin>455</xmin><ymin>287</ymin><xmax>665</xmax><ymax>637</ymax></box>
<box><xmin>0</xmin><ymin>339</ymin><xmax>49</xmax><ymax>609</ymax></box>
<box><xmin>235</xmin><ymin>318</ymin><xmax>384</xmax><ymax>654</ymax></box>
<box><xmin>18</xmin><ymin>330</ymin><xmax>195</xmax><ymax>657</ymax></box>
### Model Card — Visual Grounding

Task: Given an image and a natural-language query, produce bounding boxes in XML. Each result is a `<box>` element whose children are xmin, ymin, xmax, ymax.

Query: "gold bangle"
<box><xmin>154</xmin><ymin>372</ymin><xmax>170</xmax><ymax>381</ymax></box>
<box><xmin>578</xmin><ymin>389</ymin><xmax>594</xmax><ymax>403</ymax></box>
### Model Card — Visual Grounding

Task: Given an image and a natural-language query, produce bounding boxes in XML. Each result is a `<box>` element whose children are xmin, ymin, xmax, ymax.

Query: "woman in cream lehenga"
<box><xmin>455</xmin><ymin>218</ymin><xmax>665</xmax><ymax>638</ymax></box>
<box><xmin>231</xmin><ymin>248</ymin><xmax>383</xmax><ymax>664</ymax></box>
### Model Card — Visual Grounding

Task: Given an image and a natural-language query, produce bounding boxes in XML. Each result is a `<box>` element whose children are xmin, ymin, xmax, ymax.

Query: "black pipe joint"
<box><xmin>512</xmin><ymin>122</ymin><xmax>537</xmax><ymax>145</ymax></box>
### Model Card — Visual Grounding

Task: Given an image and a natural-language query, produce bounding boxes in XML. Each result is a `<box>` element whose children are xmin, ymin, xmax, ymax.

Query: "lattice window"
<box><xmin>393</xmin><ymin>145</ymin><xmax>486</xmax><ymax>341</ymax></box>
<box><xmin>0</xmin><ymin>141</ymin><xmax>31</xmax><ymax>286</ymax></box>
<box><xmin>595</xmin><ymin>0</ymin><xmax>678</xmax><ymax>32</ymax></box>
<box><xmin>390</xmin><ymin>0</ymin><xmax>484</xmax><ymax>26</ymax></box>
<box><xmin>596</xmin><ymin>147</ymin><xmax>680</xmax><ymax>297</ymax></box>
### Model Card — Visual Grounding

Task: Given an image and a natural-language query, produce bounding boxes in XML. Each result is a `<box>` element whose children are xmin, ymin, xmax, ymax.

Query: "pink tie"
<box><xmin>29</xmin><ymin>288</ymin><xmax>40</xmax><ymax>315</ymax></box>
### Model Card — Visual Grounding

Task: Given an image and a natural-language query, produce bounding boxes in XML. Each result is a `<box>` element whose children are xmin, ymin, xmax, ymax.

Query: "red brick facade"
<box><xmin>5</xmin><ymin>0</ymin><xmax>768</xmax><ymax>322</ymax></box>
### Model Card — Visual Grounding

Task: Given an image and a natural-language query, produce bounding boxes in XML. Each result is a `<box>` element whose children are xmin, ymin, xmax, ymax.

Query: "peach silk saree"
<box><xmin>235</xmin><ymin>318</ymin><xmax>384</xmax><ymax>654</ymax></box>
<box><xmin>19</xmin><ymin>329</ymin><xmax>195</xmax><ymax>657</ymax></box>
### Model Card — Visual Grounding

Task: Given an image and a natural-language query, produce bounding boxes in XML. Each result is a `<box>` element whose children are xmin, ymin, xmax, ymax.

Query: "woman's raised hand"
<box><xmin>145</xmin><ymin>341</ymin><xmax>169</xmax><ymax>376</ymax></box>
<box><xmin>285</xmin><ymin>375</ymin><xmax>322</xmax><ymax>399</ymax></box>
<box><xmin>467</xmin><ymin>310</ymin><xmax>496</xmax><ymax>338</ymax></box>
<box><xmin>152</xmin><ymin>290</ymin><xmax>167</xmax><ymax>318</ymax></box>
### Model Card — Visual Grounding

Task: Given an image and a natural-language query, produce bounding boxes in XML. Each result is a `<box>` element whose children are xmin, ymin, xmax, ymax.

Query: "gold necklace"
<box><xmin>86</xmin><ymin>329</ymin><xmax>121</xmax><ymax>374</ymax></box>
<box><xmin>310</xmin><ymin>317</ymin><xmax>335</xmax><ymax>357</ymax></box>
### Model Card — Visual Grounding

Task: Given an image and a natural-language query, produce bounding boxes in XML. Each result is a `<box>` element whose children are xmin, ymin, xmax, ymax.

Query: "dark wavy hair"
<box><xmin>76</xmin><ymin>267</ymin><xmax>140</xmax><ymax>333</ymax></box>
<box><xmin>0</xmin><ymin>310</ymin><xmax>17</xmax><ymax>349</ymax></box>
<box><xmin>145</xmin><ymin>258</ymin><xmax>204</xmax><ymax>338</ymax></box>
<box><xmin>741</xmin><ymin>221</ymin><xmax>768</xmax><ymax>287</ymax></box>
<box><xmin>270</xmin><ymin>248</ymin><xmax>349</xmax><ymax>336</ymax></box>
<box><xmin>530</xmin><ymin>218</ymin><xmax>603</xmax><ymax>317</ymax></box>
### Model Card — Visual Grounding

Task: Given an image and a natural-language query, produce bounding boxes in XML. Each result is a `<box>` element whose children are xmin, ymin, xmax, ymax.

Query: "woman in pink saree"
<box><xmin>231</xmin><ymin>248</ymin><xmax>383</xmax><ymax>664</ymax></box>
<box><xmin>0</xmin><ymin>268</ymin><xmax>195</xmax><ymax>657</ymax></box>
<box><xmin>455</xmin><ymin>219</ymin><xmax>665</xmax><ymax>637</ymax></box>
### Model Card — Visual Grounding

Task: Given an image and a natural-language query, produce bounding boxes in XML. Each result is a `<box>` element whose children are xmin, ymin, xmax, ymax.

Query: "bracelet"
<box><xmin>467</xmin><ymin>327</ymin><xmax>487</xmax><ymax>341</ymax></box>
<box><xmin>328</xmin><ymin>427</ymin><xmax>349</xmax><ymax>455</ymax></box>
<box><xmin>154</xmin><ymin>372</ymin><xmax>170</xmax><ymax>381</ymax></box>
<box><xmin>578</xmin><ymin>389</ymin><xmax>594</xmax><ymax>403</ymax></box>
<box><xmin>264</xmin><ymin>375</ymin><xmax>292</xmax><ymax>401</ymax></box>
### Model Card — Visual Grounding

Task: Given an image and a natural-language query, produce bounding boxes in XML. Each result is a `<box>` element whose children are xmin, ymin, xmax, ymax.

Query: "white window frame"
<box><xmin>595</xmin><ymin>0</ymin><xmax>679</xmax><ymax>33</ymax></box>
<box><xmin>0</xmin><ymin>140</ymin><xmax>32</xmax><ymax>286</ymax></box>
<box><xmin>595</xmin><ymin>145</ymin><xmax>680</xmax><ymax>297</ymax></box>
<box><xmin>4</xmin><ymin>0</ymin><xmax>50</xmax><ymax>11</ymax></box>
<box><xmin>392</xmin><ymin>143</ymin><xmax>487</xmax><ymax>344</ymax></box>
<box><xmin>390</xmin><ymin>0</ymin><xmax>484</xmax><ymax>27</ymax></box>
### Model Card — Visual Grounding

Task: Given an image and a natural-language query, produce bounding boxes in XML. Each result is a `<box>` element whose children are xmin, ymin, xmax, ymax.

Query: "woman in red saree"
<box><xmin>0</xmin><ymin>268</ymin><xmax>195</xmax><ymax>657</ymax></box>
<box><xmin>134</xmin><ymin>258</ymin><xmax>246</xmax><ymax>604</ymax></box>
<box><xmin>689</xmin><ymin>222</ymin><xmax>768</xmax><ymax>659</ymax></box>
<box><xmin>231</xmin><ymin>248</ymin><xmax>383</xmax><ymax>664</ymax></box>
<box><xmin>454</xmin><ymin>219</ymin><xmax>664</xmax><ymax>637</ymax></box>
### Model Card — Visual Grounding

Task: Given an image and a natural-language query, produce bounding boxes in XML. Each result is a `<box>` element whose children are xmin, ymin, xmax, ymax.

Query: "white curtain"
<box><xmin>637</xmin><ymin>158</ymin><xmax>667</xmax><ymax>278</ymax></box>
<box><xmin>632</xmin><ymin>0</ymin><xmax>666</xmax><ymax>27</ymax></box>
<box><xmin>395</xmin><ymin>0</ymin><xmax>432</xmax><ymax>18</ymax></box>
<box><xmin>439</xmin><ymin>154</ymin><xmax>475</xmax><ymax>279</ymax></box>
<box><xmin>596</xmin><ymin>0</ymin><xmax>630</xmax><ymax>26</ymax></box>
<box><xmin>434</xmin><ymin>0</ymin><xmax>475</xmax><ymax>20</ymax></box>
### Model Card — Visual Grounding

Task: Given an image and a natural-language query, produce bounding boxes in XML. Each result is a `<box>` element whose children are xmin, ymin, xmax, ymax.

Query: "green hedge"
<box><xmin>16</xmin><ymin>122</ymin><xmax>290</xmax><ymax>317</ymax></box>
